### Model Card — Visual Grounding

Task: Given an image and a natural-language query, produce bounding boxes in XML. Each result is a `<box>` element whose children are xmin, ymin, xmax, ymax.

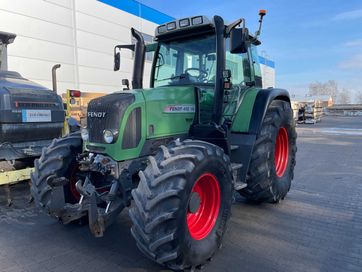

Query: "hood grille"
<box><xmin>87</xmin><ymin>93</ymin><xmax>135</xmax><ymax>143</ymax></box>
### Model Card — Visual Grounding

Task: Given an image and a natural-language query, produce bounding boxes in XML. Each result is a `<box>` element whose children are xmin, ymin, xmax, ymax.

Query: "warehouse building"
<box><xmin>0</xmin><ymin>0</ymin><xmax>275</xmax><ymax>93</ymax></box>
<box><xmin>259</xmin><ymin>56</ymin><xmax>275</xmax><ymax>88</ymax></box>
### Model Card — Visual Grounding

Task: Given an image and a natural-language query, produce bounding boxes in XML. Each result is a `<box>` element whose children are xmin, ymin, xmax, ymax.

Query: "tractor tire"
<box><xmin>239</xmin><ymin>100</ymin><xmax>297</xmax><ymax>203</ymax></box>
<box><xmin>129</xmin><ymin>139</ymin><xmax>233</xmax><ymax>271</ymax></box>
<box><xmin>30</xmin><ymin>132</ymin><xmax>82</xmax><ymax>215</ymax></box>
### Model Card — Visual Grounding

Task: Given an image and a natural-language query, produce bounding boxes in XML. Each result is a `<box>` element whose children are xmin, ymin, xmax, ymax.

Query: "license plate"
<box><xmin>22</xmin><ymin>110</ymin><xmax>51</xmax><ymax>122</ymax></box>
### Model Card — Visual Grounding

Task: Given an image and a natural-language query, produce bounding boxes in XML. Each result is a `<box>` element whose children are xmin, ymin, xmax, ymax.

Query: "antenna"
<box><xmin>255</xmin><ymin>10</ymin><xmax>267</xmax><ymax>39</ymax></box>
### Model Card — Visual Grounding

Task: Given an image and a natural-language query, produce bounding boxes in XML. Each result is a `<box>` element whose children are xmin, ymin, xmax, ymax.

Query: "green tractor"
<box><xmin>31</xmin><ymin>11</ymin><xmax>297</xmax><ymax>270</ymax></box>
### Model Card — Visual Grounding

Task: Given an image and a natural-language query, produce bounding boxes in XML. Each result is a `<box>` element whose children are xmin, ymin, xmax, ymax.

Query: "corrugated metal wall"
<box><xmin>0</xmin><ymin>0</ymin><xmax>159</xmax><ymax>93</ymax></box>
<box><xmin>0</xmin><ymin>1</ymin><xmax>276</xmax><ymax>92</ymax></box>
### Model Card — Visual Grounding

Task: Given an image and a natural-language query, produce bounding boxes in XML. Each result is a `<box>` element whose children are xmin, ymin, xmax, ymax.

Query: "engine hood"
<box><xmin>0</xmin><ymin>70</ymin><xmax>51</xmax><ymax>92</ymax></box>
<box><xmin>0</xmin><ymin>70</ymin><xmax>64</xmax><ymax>111</ymax></box>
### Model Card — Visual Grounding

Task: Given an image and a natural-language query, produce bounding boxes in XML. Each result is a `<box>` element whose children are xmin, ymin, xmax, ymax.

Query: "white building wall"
<box><xmin>0</xmin><ymin>1</ymin><xmax>276</xmax><ymax>93</ymax></box>
<box><xmin>260</xmin><ymin>64</ymin><xmax>275</xmax><ymax>88</ymax></box>
<box><xmin>258</xmin><ymin>55</ymin><xmax>275</xmax><ymax>88</ymax></box>
<box><xmin>0</xmin><ymin>0</ymin><xmax>161</xmax><ymax>93</ymax></box>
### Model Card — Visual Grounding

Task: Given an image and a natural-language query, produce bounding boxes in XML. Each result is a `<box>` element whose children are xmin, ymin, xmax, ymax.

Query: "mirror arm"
<box><xmin>114</xmin><ymin>44</ymin><xmax>135</xmax><ymax>52</ymax></box>
<box><xmin>226</xmin><ymin>18</ymin><xmax>244</xmax><ymax>36</ymax></box>
<box><xmin>114</xmin><ymin>44</ymin><xmax>135</xmax><ymax>71</ymax></box>
<box><xmin>113</xmin><ymin>44</ymin><xmax>135</xmax><ymax>60</ymax></box>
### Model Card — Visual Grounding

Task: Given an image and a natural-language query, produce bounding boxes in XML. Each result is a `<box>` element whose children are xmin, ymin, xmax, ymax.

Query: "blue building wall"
<box><xmin>98</xmin><ymin>0</ymin><xmax>175</xmax><ymax>24</ymax></box>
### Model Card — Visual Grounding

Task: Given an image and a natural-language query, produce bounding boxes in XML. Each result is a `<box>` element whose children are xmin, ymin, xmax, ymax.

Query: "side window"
<box><xmin>154</xmin><ymin>45</ymin><xmax>178</xmax><ymax>86</ymax></box>
<box><xmin>184</xmin><ymin>53</ymin><xmax>199</xmax><ymax>69</ymax></box>
<box><xmin>225</xmin><ymin>39</ymin><xmax>252</xmax><ymax>85</ymax></box>
<box><xmin>250</xmin><ymin>45</ymin><xmax>262</xmax><ymax>86</ymax></box>
<box><xmin>164</xmin><ymin>47</ymin><xmax>177</xmax><ymax>66</ymax></box>
<box><xmin>132</xmin><ymin>32</ymin><xmax>154</xmax><ymax>62</ymax></box>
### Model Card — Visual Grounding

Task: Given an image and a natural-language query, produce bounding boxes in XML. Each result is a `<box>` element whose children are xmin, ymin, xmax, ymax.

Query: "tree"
<box><xmin>356</xmin><ymin>90</ymin><xmax>362</xmax><ymax>104</ymax></box>
<box><xmin>338</xmin><ymin>88</ymin><xmax>351</xmax><ymax>104</ymax></box>
<box><xmin>309</xmin><ymin>80</ymin><xmax>339</xmax><ymax>101</ymax></box>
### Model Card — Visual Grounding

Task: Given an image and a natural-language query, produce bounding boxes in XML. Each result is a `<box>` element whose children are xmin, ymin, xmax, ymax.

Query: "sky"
<box><xmin>139</xmin><ymin>0</ymin><xmax>362</xmax><ymax>99</ymax></box>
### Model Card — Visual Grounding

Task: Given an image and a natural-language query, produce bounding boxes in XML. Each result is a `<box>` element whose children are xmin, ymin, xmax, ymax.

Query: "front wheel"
<box><xmin>129</xmin><ymin>140</ymin><xmax>233</xmax><ymax>271</ymax></box>
<box><xmin>30</xmin><ymin>132</ymin><xmax>82</xmax><ymax>217</ymax></box>
<box><xmin>239</xmin><ymin>100</ymin><xmax>297</xmax><ymax>203</ymax></box>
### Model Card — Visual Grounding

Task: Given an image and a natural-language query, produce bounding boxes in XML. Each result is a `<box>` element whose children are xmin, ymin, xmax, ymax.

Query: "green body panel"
<box><xmin>84</xmin><ymin>84</ymin><xmax>260</xmax><ymax>161</ymax></box>
<box><xmin>142</xmin><ymin>86</ymin><xmax>195</xmax><ymax>138</ymax></box>
<box><xmin>85</xmin><ymin>86</ymin><xmax>195</xmax><ymax>161</ymax></box>
<box><xmin>230</xmin><ymin>87</ymin><xmax>260</xmax><ymax>133</ymax></box>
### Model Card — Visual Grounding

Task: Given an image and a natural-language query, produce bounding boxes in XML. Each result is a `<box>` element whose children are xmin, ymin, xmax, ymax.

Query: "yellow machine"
<box><xmin>62</xmin><ymin>89</ymin><xmax>105</xmax><ymax>127</ymax></box>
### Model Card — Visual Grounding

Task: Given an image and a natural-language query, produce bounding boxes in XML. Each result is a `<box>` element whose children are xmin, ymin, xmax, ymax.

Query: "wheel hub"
<box><xmin>69</xmin><ymin>164</ymin><xmax>81</xmax><ymax>201</ymax></box>
<box><xmin>186</xmin><ymin>173</ymin><xmax>220</xmax><ymax>240</ymax></box>
<box><xmin>188</xmin><ymin>192</ymin><xmax>201</xmax><ymax>214</ymax></box>
<box><xmin>274</xmin><ymin>127</ymin><xmax>289</xmax><ymax>177</ymax></box>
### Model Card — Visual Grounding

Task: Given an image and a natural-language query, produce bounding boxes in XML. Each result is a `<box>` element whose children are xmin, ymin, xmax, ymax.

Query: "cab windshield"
<box><xmin>153</xmin><ymin>35</ymin><xmax>216</xmax><ymax>87</ymax></box>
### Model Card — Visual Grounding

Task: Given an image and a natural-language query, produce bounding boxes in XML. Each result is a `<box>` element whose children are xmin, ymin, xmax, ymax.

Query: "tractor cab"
<box><xmin>151</xmin><ymin>16</ymin><xmax>262</xmax><ymax>90</ymax></box>
<box><xmin>149</xmin><ymin>16</ymin><xmax>263</xmax><ymax>123</ymax></box>
<box><xmin>113</xmin><ymin>13</ymin><xmax>267</xmax><ymax>151</ymax></box>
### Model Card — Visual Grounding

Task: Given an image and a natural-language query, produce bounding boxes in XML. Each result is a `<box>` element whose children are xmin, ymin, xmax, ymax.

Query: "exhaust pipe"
<box><xmin>0</xmin><ymin>31</ymin><xmax>16</xmax><ymax>71</ymax></box>
<box><xmin>52</xmin><ymin>64</ymin><xmax>61</xmax><ymax>93</ymax></box>
<box><xmin>211</xmin><ymin>16</ymin><xmax>226</xmax><ymax>125</ymax></box>
<box><xmin>131</xmin><ymin>28</ymin><xmax>146</xmax><ymax>89</ymax></box>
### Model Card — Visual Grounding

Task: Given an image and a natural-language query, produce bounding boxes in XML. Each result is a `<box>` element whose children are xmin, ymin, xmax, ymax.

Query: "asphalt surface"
<box><xmin>1</xmin><ymin>116</ymin><xmax>362</xmax><ymax>272</ymax></box>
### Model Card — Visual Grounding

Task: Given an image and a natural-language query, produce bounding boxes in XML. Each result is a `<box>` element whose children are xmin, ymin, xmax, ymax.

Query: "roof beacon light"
<box><xmin>255</xmin><ymin>9</ymin><xmax>267</xmax><ymax>40</ymax></box>
<box><xmin>259</xmin><ymin>9</ymin><xmax>267</xmax><ymax>16</ymax></box>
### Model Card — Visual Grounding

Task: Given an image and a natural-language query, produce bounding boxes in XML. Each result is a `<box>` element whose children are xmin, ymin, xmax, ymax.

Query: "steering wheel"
<box><xmin>185</xmin><ymin>68</ymin><xmax>208</xmax><ymax>82</ymax></box>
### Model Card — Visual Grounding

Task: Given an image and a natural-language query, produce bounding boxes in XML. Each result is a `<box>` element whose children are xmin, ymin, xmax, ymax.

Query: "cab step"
<box><xmin>230</xmin><ymin>145</ymin><xmax>239</xmax><ymax>151</ymax></box>
<box><xmin>231</xmin><ymin>163</ymin><xmax>247</xmax><ymax>190</ymax></box>
<box><xmin>231</xmin><ymin>163</ymin><xmax>242</xmax><ymax>171</ymax></box>
<box><xmin>234</xmin><ymin>182</ymin><xmax>247</xmax><ymax>190</ymax></box>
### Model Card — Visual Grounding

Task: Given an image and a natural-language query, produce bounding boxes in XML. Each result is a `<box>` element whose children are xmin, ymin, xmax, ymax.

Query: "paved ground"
<box><xmin>1</xmin><ymin>116</ymin><xmax>362</xmax><ymax>272</ymax></box>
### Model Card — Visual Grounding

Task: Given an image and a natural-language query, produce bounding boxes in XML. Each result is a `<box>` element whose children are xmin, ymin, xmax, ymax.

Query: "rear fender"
<box><xmin>248</xmin><ymin>88</ymin><xmax>290</xmax><ymax>134</ymax></box>
<box><xmin>230</xmin><ymin>88</ymin><xmax>290</xmax><ymax>183</ymax></box>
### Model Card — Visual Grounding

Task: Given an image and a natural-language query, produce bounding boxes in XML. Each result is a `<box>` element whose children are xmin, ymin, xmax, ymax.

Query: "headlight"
<box><xmin>103</xmin><ymin>129</ymin><xmax>115</xmax><ymax>144</ymax></box>
<box><xmin>81</xmin><ymin>128</ymin><xmax>89</xmax><ymax>141</ymax></box>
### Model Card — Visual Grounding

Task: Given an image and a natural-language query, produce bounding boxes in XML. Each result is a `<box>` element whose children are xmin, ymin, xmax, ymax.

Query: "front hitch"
<box><xmin>76</xmin><ymin>175</ymin><xmax>125</xmax><ymax>237</ymax></box>
<box><xmin>45</xmin><ymin>174</ymin><xmax>87</xmax><ymax>223</ymax></box>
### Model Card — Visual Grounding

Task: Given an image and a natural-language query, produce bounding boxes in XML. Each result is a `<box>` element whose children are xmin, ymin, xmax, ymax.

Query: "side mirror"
<box><xmin>114</xmin><ymin>52</ymin><xmax>120</xmax><ymax>71</ymax></box>
<box><xmin>230</xmin><ymin>28</ymin><xmax>249</xmax><ymax>54</ymax></box>
<box><xmin>122</xmin><ymin>79</ymin><xmax>130</xmax><ymax>90</ymax></box>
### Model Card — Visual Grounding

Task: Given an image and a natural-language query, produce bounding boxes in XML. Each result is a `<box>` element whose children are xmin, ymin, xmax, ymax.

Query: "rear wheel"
<box><xmin>129</xmin><ymin>140</ymin><xmax>233</xmax><ymax>270</ymax></box>
<box><xmin>239</xmin><ymin>100</ymin><xmax>297</xmax><ymax>203</ymax></box>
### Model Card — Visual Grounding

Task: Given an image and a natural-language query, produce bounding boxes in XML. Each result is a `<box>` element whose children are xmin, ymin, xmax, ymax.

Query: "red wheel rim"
<box><xmin>274</xmin><ymin>127</ymin><xmax>289</xmax><ymax>177</ymax></box>
<box><xmin>186</xmin><ymin>173</ymin><xmax>220</xmax><ymax>240</ymax></box>
<box><xmin>69</xmin><ymin>164</ymin><xmax>81</xmax><ymax>201</ymax></box>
